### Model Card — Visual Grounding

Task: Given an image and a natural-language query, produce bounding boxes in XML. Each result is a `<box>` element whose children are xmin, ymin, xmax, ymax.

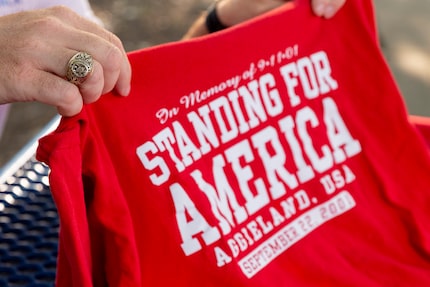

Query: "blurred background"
<box><xmin>0</xmin><ymin>0</ymin><xmax>429</xmax><ymax>168</ymax></box>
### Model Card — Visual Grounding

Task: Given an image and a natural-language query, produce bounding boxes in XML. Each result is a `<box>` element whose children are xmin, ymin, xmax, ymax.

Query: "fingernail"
<box><xmin>324</xmin><ymin>4</ymin><xmax>335</xmax><ymax>18</ymax></box>
<box><xmin>116</xmin><ymin>82</ymin><xmax>131</xmax><ymax>97</ymax></box>
<box><xmin>314</xmin><ymin>4</ymin><xmax>325</xmax><ymax>16</ymax></box>
<box><xmin>121</xmin><ymin>85</ymin><xmax>131</xmax><ymax>96</ymax></box>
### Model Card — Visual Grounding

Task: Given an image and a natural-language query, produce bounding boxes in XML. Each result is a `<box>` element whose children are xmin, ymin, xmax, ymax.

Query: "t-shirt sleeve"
<box><xmin>36</xmin><ymin>111</ymin><xmax>141</xmax><ymax>286</ymax></box>
<box><xmin>36</xmin><ymin>117</ymin><xmax>94</xmax><ymax>286</ymax></box>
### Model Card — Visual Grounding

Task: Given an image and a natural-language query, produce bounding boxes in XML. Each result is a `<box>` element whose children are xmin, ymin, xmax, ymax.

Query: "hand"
<box><xmin>0</xmin><ymin>6</ymin><xmax>131</xmax><ymax>116</ymax></box>
<box><xmin>311</xmin><ymin>0</ymin><xmax>346</xmax><ymax>18</ymax></box>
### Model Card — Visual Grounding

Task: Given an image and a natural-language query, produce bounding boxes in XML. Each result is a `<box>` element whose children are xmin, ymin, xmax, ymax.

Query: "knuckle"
<box><xmin>81</xmin><ymin>76</ymin><xmax>104</xmax><ymax>104</ymax></box>
<box><xmin>23</xmin><ymin>16</ymin><xmax>65</xmax><ymax>44</ymax></box>
<box><xmin>82</xmin><ymin>91</ymin><xmax>101</xmax><ymax>104</ymax></box>
<box><xmin>58</xmin><ymin>87</ymin><xmax>81</xmax><ymax>114</ymax></box>
<box><xmin>37</xmin><ymin>74</ymin><xmax>76</xmax><ymax>106</ymax></box>
<box><xmin>47</xmin><ymin>5</ymin><xmax>74</xmax><ymax>18</ymax></box>
<box><xmin>11</xmin><ymin>22</ymin><xmax>54</xmax><ymax>52</ymax></box>
<box><xmin>104</xmin><ymin>45</ymin><xmax>123</xmax><ymax>73</ymax></box>
<box><xmin>33</xmin><ymin>14</ymin><xmax>62</xmax><ymax>30</ymax></box>
<box><xmin>107</xmin><ymin>32</ymin><xmax>124</xmax><ymax>51</ymax></box>
<box><xmin>46</xmin><ymin>80</ymin><xmax>75</xmax><ymax>106</ymax></box>
<box><xmin>89</xmin><ymin>64</ymin><xmax>104</xmax><ymax>84</ymax></box>
<box><xmin>17</xmin><ymin>34</ymin><xmax>45</xmax><ymax>53</ymax></box>
<box><xmin>76</xmin><ymin>62</ymin><xmax>104</xmax><ymax>104</ymax></box>
<box><xmin>58</xmin><ymin>86</ymin><xmax>77</xmax><ymax>106</ymax></box>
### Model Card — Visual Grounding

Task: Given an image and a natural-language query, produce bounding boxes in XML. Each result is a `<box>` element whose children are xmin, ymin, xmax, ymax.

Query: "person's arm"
<box><xmin>0</xmin><ymin>6</ymin><xmax>131</xmax><ymax>116</ymax></box>
<box><xmin>183</xmin><ymin>0</ymin><xmax>286</xmax><ymax>39</ymax></box>
<box><xmin>182</xmin><ymin>0</ymin><xmax>346</xmax><ymax>39</ymax></box>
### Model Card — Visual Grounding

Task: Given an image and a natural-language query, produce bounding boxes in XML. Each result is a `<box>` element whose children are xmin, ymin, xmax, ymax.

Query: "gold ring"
<box><xmin>66</xmin><ymin>52</ymin><xmax>93</xmax><ymax>85</ymax></box>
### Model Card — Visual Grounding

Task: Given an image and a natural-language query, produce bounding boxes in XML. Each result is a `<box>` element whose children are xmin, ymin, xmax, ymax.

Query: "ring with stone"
<box><xmin>66</xmin><ymin>52</ymin><xmax>93</xmax><ymax>85</ymax></box>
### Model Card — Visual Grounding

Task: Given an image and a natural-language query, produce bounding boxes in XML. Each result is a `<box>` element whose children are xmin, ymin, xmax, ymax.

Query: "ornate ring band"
<box><xmin>66</xmin><ymin>52</ymin><xmax>93</xmax><ymax>85</ymax></box>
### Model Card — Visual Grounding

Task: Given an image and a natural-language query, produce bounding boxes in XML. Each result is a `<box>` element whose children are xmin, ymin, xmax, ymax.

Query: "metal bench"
<box><xmin>0</xmin><ymin>116</ymin><xmax>60</xmax><ymax>287</ymax></box>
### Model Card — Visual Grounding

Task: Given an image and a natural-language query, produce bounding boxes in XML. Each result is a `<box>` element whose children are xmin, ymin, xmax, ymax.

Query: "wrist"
<box><xmin>205</xmin><ymin>0</ymin><xmax>258</xmax><ymax>31</ymax></box>
<box><xmin>205</xmin><ymin>0</ymin><xmax>287</xmax><ymax>34</ymax></box>
<box><xmin>216</xmin><ymin>0</ymin><xmax>253</xmax><ymax>27</ymax></box>
<box><xmin>216</xmin><ymin>0</ymin><xmax>284</xmax><ymax>26</ymax></box>
<box><xmin>205</xmin><ymin>1</ymin><xmax>228</xmax><ymax>33</ymax></box>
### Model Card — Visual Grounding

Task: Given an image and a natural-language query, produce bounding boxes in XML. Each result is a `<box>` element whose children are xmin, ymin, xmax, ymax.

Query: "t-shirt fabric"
<box><xmin>37</xmin><ymin>0</ymin><xmax>430</xmax><ymax>286</ymax></box>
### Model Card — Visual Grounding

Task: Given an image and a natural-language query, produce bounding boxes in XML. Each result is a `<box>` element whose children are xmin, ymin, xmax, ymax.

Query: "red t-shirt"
<box><xmin>37</xmin><ymin>0</ymin><xmax>430</xmax><ymax>286</ymax></box>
